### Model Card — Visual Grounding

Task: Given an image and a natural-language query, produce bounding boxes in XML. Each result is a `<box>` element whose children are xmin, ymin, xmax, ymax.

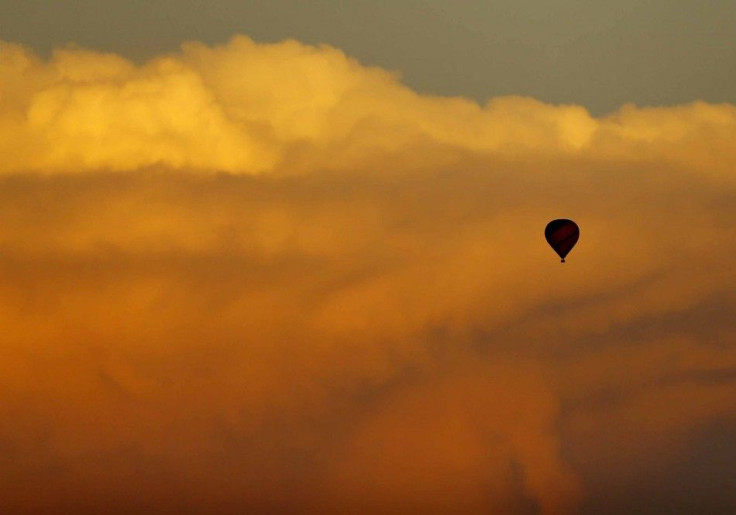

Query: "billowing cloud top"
<box><xmin>3</xmin><ymin>36</ymin><xmax>736</xmax><ymax>178</ymax></box>
<box><xmin>1</xmin><ymin>36</ymin><xmax>735</xmax><ymax>514</ymax></box>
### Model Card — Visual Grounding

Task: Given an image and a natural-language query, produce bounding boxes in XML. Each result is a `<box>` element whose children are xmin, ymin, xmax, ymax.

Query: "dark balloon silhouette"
<box><xmin>545</xmin><ymin>219</ymin><xmax>579</xmax><ymax>263</ymax></box>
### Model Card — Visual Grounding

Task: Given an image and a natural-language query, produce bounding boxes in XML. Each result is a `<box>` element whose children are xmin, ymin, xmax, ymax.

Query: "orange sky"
<box><xmin>1</xmin><ymin>37</ymin><xmax>735</xmax><ymax>513</ymax></box>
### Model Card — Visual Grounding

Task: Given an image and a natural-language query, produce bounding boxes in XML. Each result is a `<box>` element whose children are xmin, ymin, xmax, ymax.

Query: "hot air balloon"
<box><xmin>545</xmin><ymin>219</ymin><xmax>579</xmax><ymax>263</ymax></box>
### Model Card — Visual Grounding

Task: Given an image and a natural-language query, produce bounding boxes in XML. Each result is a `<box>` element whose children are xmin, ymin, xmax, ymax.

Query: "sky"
<box><xmin>1</xmin><ymin>2</ymin><xmax>736</xmax><ymax>514</ymax></box>
<box><xmin>2</xmin><ymin>0</ymin><xmax>736</xmax><ymax>114</ymax></box>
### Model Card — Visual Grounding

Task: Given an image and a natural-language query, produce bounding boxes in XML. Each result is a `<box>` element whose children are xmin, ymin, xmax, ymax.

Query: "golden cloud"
<box><xmin>0</xmin><ymin>36</ymin><xmax>735</xmax><ymax>513</ymax></box>
<box><xmin>3</xmin><ymin>36</ymin><xmax>736</xmax><ymax>178</ymax></box>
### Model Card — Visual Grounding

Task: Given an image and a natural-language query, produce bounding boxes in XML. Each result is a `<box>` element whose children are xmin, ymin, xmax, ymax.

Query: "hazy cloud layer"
<box><xmin>1</xmin><ymin>37</ymin><xmax>735</xmax><ymax>513</ymax></box>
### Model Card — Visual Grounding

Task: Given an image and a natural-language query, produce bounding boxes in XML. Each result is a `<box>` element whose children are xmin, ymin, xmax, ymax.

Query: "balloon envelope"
<box><xmin>545</xmin><ymin>219</ymin><xmax>579</xmax><ymax>262</ymax></box>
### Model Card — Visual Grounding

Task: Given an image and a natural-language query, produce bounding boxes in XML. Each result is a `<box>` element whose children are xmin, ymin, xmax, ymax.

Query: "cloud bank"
<box><xmin>1</xmin><ymin>36</ymin><xmax>735</xmax><ymax>513</ymax></box>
